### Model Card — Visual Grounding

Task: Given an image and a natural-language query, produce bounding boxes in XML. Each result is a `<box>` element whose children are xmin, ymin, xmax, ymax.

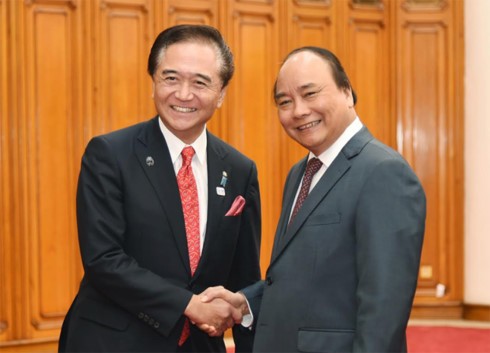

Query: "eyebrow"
<box><xmin>274</xmin><ymin>82</ymin><xmax>317</xmax><ymax>101</ymax></box>
<box><xmin>161</xmin><ymin>69</ymin><xmax>213</xmax><ymax>84</ymax></box>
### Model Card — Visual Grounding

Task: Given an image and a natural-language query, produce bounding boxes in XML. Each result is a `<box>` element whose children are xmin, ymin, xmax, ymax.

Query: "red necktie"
<box><xmin>177</xmin><ymin>146</ymin><xmax>200</xmax><ymax>346</ymax></box>
<box><xmin>289</xmin><ymin>158</ymin><xmax>323</xmax><ymax>225</ymax></box>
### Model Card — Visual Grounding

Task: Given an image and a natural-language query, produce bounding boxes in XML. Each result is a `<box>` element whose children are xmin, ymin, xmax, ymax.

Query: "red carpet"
<box><xmin>407</xmin><ymin>326</ymin><xmax>490</xmax><ymax>352</ymax></box>
<box><xmin>226</xmin><ymin>326</ymin><xmax>490</xmax><ymax>352</ymax></box>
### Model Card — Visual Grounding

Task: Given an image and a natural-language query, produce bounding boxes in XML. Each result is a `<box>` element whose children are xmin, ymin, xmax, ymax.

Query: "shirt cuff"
<box><xmin>239</xmin><ymin>293</ymin><xmax>254</xmax><ymax>328</ymax></box>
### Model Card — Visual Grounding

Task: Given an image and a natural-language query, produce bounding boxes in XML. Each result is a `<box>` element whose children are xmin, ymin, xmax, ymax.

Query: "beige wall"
<box><xmin>465</xmin><ymin>0</ymin><xmax>490</xmax><ymax>305</ymax></box>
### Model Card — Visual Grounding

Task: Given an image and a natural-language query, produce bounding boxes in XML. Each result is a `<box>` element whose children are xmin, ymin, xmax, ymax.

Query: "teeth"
<box><xmin>298</xmin><ymin>121</ymin><xmax>320</xmax><ymax>130</ymax></box>
<box><xmin>172</xmin><ymin>106</ymin><xmax>196</xmax><ymax>113</ymax></box>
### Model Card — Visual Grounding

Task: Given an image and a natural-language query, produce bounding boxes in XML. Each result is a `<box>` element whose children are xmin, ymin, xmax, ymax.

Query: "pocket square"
<box><xmin>225</xmin><ymin>195</ymin><xmax>246</xmax><ymax>216</ymax></box>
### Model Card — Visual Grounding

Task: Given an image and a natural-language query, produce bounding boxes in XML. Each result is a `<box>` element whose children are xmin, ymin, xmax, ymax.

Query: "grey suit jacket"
<box><xmin>242</xmin><ymin>127</ymin><xmax>425</xmax><ymax>353</ymax></box>
<box><xmin>59</xmin><ymin>117</ymin><xmax>261</xmax><ymax>352</ymax></box>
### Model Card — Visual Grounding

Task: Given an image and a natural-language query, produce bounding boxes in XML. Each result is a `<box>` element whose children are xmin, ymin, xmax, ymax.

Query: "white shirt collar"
<box><xmin>310</xmin><ymin>117</ymin><xmax>363</xmax><ymax>167</ymax></box>
<box><xmin>158</xmin><ymin>117</ymin><xmax>207</xmax><ymax>165</ymax></box>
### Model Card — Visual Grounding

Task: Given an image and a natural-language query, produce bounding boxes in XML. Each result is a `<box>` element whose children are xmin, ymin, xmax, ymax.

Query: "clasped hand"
<box><xmin>184</xmin><ymin>286</ymin><xmax>248</xmax><ymax>336</ymax></box>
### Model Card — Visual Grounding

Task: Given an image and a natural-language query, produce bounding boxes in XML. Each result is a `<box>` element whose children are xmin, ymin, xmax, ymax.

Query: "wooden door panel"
<box><xmin>0</xmin><ymin>0</ymin><xmax>11</xmax><ymax>343</ymax></box>
<box><xmin>96</xmin><ymin>0</ymin><xmax>153</xmax><ymax>134</ymax></box>
<box><xmin>226</xmin><ymin>0</ymin><xmax>282</xmax><ymax>273</ymax></box>
<box><xmin>20</xmin><ymin>0</ymin><xmax>83</xmax><ymax>337</ymax></box>
<box><xmin>396</xmin><ymin>0</ymin><xmax>463</xmax><ymax>312</ymax></box>
<box><xmin>345</xmin><ymin>2</ymin><xmax>392</xmax><ymax>146</ymax></box>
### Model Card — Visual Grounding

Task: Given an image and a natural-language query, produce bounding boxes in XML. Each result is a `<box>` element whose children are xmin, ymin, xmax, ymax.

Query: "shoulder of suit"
<box><xmin>91</xmin><ymin>118</ymin><xmax>153</xmax><ymax>144</ymax></box>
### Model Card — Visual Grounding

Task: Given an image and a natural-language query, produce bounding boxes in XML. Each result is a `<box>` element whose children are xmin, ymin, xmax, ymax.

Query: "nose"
<box><xmin>293</xmin><ymin>99</ymin><xmax>310</xmax><ymax>119</ymax></box>
<box><xmin>175</xmin><ymin>82</ymin><xmax>193</xmax><ymax>101</ymax></box>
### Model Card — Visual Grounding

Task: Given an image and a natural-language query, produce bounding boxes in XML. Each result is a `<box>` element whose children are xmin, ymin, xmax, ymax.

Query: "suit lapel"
<box><xmin>134</xmin><ymin>117</ymin><xmax>190</xmax><ymax>273</ymax></box>
<box><xmin>270</xmin><ymin>127</ymin><xmax>373</xmax><ymax>266</ymax></box>
<box><xmin>270</xmin><ymin>158</ymin><xmax>306</xmax><ymax>261</ymax></box>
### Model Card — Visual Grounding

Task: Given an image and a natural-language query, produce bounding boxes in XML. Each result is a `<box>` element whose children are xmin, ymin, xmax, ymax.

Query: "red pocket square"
<box><xmin>225</xmin><ymin>195</ymin><xmax>246</xmax><ymax>216</ymax></box>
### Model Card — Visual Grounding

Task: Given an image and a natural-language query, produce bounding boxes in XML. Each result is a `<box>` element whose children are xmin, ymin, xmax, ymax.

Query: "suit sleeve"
<box><xmin>226</xmin><ymin>161</ymin><xmax>262</xmax><ymax>352</ymax></box>
<box><xmin>353</xmin><ymin>157</ymin><xmax>426</xmax><ymax>352</ymax></box>
<box><xmin>76</xmin><ymin>136</ymin><xmax>192</xmax><ymax>337</ymax></box>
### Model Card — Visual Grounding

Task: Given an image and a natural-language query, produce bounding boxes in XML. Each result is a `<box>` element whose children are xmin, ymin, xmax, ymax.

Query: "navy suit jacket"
<box><xmin>242</xmin><ymin>127</ymin><xmax>425</xmax><ymax>353</ymax></box>
<box><xmin>59</xmin><ymin>117</ymin><xmax>261</xmax><ymax>352</ymax></box>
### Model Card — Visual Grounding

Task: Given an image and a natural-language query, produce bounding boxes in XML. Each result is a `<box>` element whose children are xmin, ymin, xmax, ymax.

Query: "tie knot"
<box><xmin>305</xmin><ymin>157</ymin><xmax>322</xmax><ymax>177</ymax></box>
<box><xmin>181</xmin><ymin>146</ymin><xmax>195</xmax><ymax>167</ymax></box>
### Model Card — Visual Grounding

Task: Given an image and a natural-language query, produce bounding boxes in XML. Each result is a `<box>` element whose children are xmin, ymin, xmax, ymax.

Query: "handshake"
<box><xmin>184</xmin><ymin>286</ymin><xmax>249</xmax><ymax>336</ymax></box>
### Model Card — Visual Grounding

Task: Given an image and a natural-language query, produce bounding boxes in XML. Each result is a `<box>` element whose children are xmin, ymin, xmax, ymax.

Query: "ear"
<box><xmin>217</xmin><ymin>87</ymin><xmax>227</xmax><ymax>108</ymax></box>
<box><xmin>343</xmin><ymin>87</ymin><xmax>353</xmax><ymax>107</ymax></box>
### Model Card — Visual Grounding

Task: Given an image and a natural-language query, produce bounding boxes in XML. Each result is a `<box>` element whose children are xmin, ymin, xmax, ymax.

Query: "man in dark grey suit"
<box><xmin>201</xmin><ymin>47</ymin><xmax>426</xmax><ymax>353</ymax></box>
<box><xmin>58</xmin><ymin>25</ymin><xmax>261</xmax><ymax>353</ymax></box>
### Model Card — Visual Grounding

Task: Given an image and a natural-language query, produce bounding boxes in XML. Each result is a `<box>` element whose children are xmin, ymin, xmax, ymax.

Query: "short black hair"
<box><xmin>274</xmin><ymin>46</ymin><xmax>357</xmax><ymax>105</ymax></box>
<box><xmin>147</xmin><ymin>24</ymin><xmax>234</xmax><ymax>88</ymax></box>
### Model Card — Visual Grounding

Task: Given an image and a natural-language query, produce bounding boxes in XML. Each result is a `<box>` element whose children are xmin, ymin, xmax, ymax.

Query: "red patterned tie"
<box><xmin>177</xmin><ymin>146</ymin><xmax>200</xmax><ymax>346</ymax></box>
<box><xmin>289</xmin><ymin>158</ymin><xmax>323</xmax><ymax>225</ymax></box>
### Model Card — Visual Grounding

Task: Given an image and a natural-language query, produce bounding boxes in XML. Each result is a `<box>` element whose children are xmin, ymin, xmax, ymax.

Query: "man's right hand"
<box><xmin>183</xmin><ymin>292</ymin><xmax>242</xmax><ymax>337</ymax></box>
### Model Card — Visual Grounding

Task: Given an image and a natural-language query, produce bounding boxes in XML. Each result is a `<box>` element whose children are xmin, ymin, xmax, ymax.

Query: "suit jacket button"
<box><xmin>138</xmin><ymin>312</ymin><xmax>144</xmax><ymax>319</ymax></box>
<box><xmin>266</xmin><ymin>276</ymin><xmax>273</xmax><ymax>285</ymax></box>
<box><xmin>154</xmin><ymin>322</ymin><xmax>160</xmax><ymax>329</ymax></box>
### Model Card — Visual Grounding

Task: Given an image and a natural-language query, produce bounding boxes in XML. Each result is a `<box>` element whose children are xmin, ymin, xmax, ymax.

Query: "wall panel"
<box><xmin>21</xmin><ymin>0</ymin><xmax>82</xmax><ymax>336</ymax></box>
<box><xmin>396</xmin><ymin>0</ymin><xmax>463</xmax><ymax>316</ymax></box>
<box><xmin>226</xmin><ymin>0</ymin><xmax>282</xmax><ymax>271</ymax></box>
<box><xmin>345</xmin><ymin>0</ymin><xmax>392</xmax><ymax>146</ymax></box>
<box><xmin>95</xmin><ymin>0</ymin><xmax>153</xmax><ymax>134</ymax></box>
<box><xmin>0</xmin><ymin>0</ymin><xmax>12</xmax><ymax>342</ymax></box>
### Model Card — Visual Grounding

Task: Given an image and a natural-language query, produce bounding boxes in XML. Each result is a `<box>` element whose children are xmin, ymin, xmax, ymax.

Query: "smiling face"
<box><xmin>152</xmin><ymin>41</ymin><xmax>226</xmax><ymax>144</ymax></box>
<box><xmin>274</xmin><ymin>51</ymin><xmax>356</xmax><ymax>156</ymax></box>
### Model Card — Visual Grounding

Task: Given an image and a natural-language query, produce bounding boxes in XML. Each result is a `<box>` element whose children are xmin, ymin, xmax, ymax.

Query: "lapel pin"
<box><xmin>220</xmin><ymin>171</ymin><xmax>228</xmax><ymax>187</ymax></box>
<box><xmin>216</xmin><ymin>186</ymin><xmax>226</xmax><ymax>196</ymax></box>
<box><xmin>146</xmin><ymin>156</ymin><xmax>154</xmax><ymax>167</ymax></box>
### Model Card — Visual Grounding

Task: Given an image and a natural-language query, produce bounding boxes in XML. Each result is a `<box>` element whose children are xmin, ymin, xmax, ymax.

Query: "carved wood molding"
<box><xmin>349</xmin><ymin>0</ymin><xmax>384</xmax><ymax>11</ymax></box>
<box><xmin>401</xmin><ymin>0</ymin><xmax>448</xmax><ymax>12</ymax></box>
<box><xmin>294</xmin><ymin>0</ymin><xmax>331</xmax><ymax>8</ymax></box>
<box><xmin>100</xmin><ymin>0</ymin><xmax>149</xmax><ymax>13</ymax></box>
<box><xmin>24</xmin><ymin>0</ymin><xmax>77</xmax><ymax>8</ymax></box>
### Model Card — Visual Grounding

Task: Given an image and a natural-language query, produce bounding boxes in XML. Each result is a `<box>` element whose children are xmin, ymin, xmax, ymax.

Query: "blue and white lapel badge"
<box><xmin>216</xmin><ymin>171</ymin><xmax>228</xmax><ymax>196</ymax></box>
<box><xmin>146</xmin><ymin>156</ymin><xmax>155</xmax><ymax>167</ymax></box>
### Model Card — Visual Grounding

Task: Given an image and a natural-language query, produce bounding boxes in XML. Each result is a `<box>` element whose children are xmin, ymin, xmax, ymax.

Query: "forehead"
<box><xmin>277</xmin><ymin>51</ymin><xmax>333</xmax><ymax>87</ymax></box>
<box><xmin>158</xmin><ymin>41</ymin><xmax>221</xmax><ymax>73</ymax></box>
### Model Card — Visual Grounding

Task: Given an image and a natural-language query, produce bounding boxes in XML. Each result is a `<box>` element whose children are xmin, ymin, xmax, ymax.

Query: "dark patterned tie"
<box><xmin>289</xmin><ymin>158</ymin><xmax>323</xmax><ymax>225</ymax></box>
<box><xmin>176</xmin><ymin>146</ymin><xmax>200</xmax><ymax>346</ymax></box>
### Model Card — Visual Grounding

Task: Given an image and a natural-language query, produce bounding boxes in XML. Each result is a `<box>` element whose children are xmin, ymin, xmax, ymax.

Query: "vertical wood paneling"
<box><xmin>0</xmin><ymin>0</ymin><xmax>11</xmax><ymax>342</ymax></box>
<box><xmin>397</xmin><ymin>0</ymin><xmax>463</xmax><ymax>310</ymax></box>
<box><xmin>226</xmin><ymin>0</ymin><xmax>281</xmax><ymax>272</ymax></box>
<box><xmin>95</xmin><ymin>0</ymin><xmax>153</xmax><ymax>134</ymax></box>
<box><xmin>345</xmin><ymin>1</ymin><xmax>392</xmax><ymax>146</ymax></box>
<box><xmin>22</xmin><ymin>0</ymin><xmax>82</xmax><ymax>335</ymax></box>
